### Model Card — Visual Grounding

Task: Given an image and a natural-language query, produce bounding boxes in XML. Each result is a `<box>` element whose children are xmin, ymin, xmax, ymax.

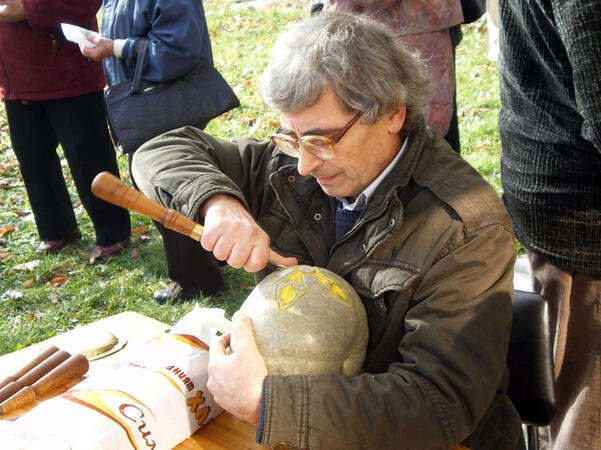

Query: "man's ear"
<box><xmin>383</xmin><ymin>106</ymin><xmax>406</xmax><ymax>134</ymax></box>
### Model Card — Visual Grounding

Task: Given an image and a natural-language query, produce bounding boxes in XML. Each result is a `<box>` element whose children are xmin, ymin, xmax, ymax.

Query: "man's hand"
<box><xmin>207</xmin><ymin>311</ymin><xmax>267</xmax><ymax>425</ymax></box>
<box><xmin>201</xmin><ymin>194</ymin><xmax>297</xmax><ymax>272</ymax></box>
<box><xmin>79</xmin><ymin>33</ymin><xmax>115</xmax><ymax>61</ymax></box>
<box><xmin>0</xmin><ymin>0</ymin><xmax>26</xmax><ymax>23</ymax></box>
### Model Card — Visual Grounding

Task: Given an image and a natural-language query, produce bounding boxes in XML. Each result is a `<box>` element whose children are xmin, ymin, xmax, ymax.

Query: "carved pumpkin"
<box><xmin>241</xmin><ymin>265</ymin><xmax>368</xmax><ymax>376</ymax></box>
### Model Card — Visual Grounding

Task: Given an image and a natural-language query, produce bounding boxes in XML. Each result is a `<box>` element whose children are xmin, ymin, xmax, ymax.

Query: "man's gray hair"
<box><xmin>260</xmin><ymin>12</ymin><xmax>433</xmax><ymax>134</ymax></box>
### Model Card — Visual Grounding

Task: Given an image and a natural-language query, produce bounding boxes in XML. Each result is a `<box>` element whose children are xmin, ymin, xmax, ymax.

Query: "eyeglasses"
<box><xmin>271</xmin><ymin>110</ymin><xmax>363</xmax><ymax>160</ymax></box>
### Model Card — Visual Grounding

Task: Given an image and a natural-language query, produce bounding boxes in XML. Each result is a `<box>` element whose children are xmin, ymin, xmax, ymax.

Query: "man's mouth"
<box><xmin>312</xmin><ymin>171</ymin><xmax>338</xmax><ymax>185</ymax></box>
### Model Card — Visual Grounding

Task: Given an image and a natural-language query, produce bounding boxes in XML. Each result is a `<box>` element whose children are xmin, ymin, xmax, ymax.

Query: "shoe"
<box><xmin>153</xmin><ymin>281</ymin><xmax>198</xmax><ymax>304</ymax></box>
<box><xmin>89</xmin><ymin>238</ymin><xmax>129</xmax><ymax>264</ymax></box>
<box><xmin>36</xmin><ymin>228</ymin><xmax>81</xmax><ymax>255</ymax></box>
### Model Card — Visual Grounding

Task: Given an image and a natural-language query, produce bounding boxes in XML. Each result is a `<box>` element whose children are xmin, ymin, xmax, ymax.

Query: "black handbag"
<box><xmin>104</xmin><ymin>38</ymin><xmax>239</xmax><ymax>154</ymax></box>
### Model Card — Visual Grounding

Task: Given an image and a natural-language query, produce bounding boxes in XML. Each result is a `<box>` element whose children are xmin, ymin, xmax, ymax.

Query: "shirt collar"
<box><xmin>337</xmin><ymin>138</ymin><xmax>408</xmax><ymax>211</ymax></box>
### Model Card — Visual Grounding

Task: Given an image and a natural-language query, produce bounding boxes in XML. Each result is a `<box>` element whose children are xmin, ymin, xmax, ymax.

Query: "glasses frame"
<box><xmin>271</xmin><ymin>110</ymin><xmax>363</xmax><ymax>160</ymax></box>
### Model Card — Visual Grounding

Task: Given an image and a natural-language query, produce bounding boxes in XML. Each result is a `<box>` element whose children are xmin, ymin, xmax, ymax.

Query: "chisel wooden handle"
<box><xmin>91</xmin><ymin>171</ymin><xmax>204</xmax><ymax>241</ymax></box>
<box><xmin>0</xmin><ymin>346</ymin><xmax>59</xmax><ymax>390</ymax></box>
<box><xmin>0</xmin><ymin>350</ymin><xmax>70</xmax><ymax>403</ymax></box>
<box><xmin>0</xmin><ymin>353</ymin><xmax>89</xmax><ymax>416</ymax></box>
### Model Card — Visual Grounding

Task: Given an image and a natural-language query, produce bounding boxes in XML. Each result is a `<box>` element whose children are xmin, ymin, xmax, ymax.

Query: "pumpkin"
<box><xmin>241</xmin><ymin>265</ymin><xmax>368</xmax><ymax>376</ymax></box>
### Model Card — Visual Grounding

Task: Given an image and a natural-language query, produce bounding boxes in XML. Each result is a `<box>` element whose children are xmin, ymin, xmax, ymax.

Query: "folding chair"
<box><xmin>507</xmin><ymin>290</ymin><xmax>557</xmax><ymax>450</ymax></box>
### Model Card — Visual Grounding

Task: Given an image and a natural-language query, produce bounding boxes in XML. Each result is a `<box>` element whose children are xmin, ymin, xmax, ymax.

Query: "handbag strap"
<box><xmin>130</xmin><ymin>38</ymin><xmax>150</xmax><ymax>93</ymax></box>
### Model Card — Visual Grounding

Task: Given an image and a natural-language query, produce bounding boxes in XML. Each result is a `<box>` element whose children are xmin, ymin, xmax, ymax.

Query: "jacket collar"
<box><xmin>358</xmin><ymin>117</ymin><xmax>427</xmax><ymax>220</ymax></box>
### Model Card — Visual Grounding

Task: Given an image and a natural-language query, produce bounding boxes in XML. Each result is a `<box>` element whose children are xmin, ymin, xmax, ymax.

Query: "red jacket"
<box><xmin>0</xmin><ymin>0</ymin><xmax>106</xmax><ymax>101</ymax></box>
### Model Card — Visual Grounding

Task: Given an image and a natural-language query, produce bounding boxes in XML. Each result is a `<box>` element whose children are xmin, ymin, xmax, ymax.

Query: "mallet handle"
<box><xmin>0</xmin><ymin>354</ymin><xmax>89</xmax><ymax>416</ymax></box>
<box><xmin>91</xmin><ymin>171</ymin><xmax>204</xmax><ymax>241</ymax></box>
<box><xmin>0</xmin><ymin>350</ymin><xmax>70</xmax><ymax>403</ymax></box>
<box><xmin>0</xmin><ymin>346</ymin><xmax>59</xmax><ymax>390</ymax></box>
<box><xmin>91</xmin><ymin>171</ymin><xmax>284</xmax><ymax>269</ymax></box>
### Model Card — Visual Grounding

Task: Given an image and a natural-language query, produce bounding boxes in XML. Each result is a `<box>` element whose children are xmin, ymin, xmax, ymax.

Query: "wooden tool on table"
<box><xmin>0</xmin><ymin>353</ymin><xmax>89</xmax><ymax>416</ymax></box>
<box><xmin>91</xmin><ymin>172</ymin><xmax>283</xmax><ymax>268</ymax></box>
<box><xmin>0</xmin><ymin>349</ymin><xmax>71</xmax><ymax>403</ymax></box>
<box><xmin>0</xmin><ymin>346</ymin><xmax>59</xmax><ymax>390</ymax></box>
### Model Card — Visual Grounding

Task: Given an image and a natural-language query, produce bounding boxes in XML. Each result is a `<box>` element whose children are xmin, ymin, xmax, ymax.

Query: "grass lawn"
<box><xmin>0</xmin><ymin>1</ymin><xmax>503</xmax><ymax>355</ymax></box>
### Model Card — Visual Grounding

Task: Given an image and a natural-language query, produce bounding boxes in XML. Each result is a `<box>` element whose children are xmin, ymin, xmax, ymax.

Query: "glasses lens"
<box><xmin>301</xmin><ymin>137</ymin><xmax>336</xmax><ymax>160</ymax></box>
<box><xmin>272</xmin><ymin>135</ymin><xmax>299</xmax><ymax>157</ymax></box>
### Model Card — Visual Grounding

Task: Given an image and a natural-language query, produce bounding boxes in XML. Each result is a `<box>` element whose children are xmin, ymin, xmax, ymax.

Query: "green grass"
<box><xmin>0</xmin><ymin>1</ymin><xmax>503</xmax><ymax>355</ymax></box>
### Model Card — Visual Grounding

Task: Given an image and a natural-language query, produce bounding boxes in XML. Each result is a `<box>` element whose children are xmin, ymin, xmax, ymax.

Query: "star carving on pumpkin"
<box><xmin>273</xmin><ymin>266</ymin><xmax>351</xmax><ymax>312</ymax></box>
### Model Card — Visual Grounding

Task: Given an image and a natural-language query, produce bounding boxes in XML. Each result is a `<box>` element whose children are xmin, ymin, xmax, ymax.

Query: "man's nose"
<box><xmin>296</xmin><ymin>146</ymin><xmax>323</xmax><ymax>176</ymax></box>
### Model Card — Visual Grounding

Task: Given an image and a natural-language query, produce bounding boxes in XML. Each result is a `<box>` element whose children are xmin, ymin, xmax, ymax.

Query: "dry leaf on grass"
<box><xmin>13</xmin><ymin>260</ymin><xmax>40</xmax><ymax>271</ymax></box>
<box><xmin>239</xmin><ymin>113</ymin><xmax>256</xmax><ymax>126</ymax></box>
<box><xmin>132</xmin><ymin>225</ymin><xmax>150</xmax><ymax>234</ymax></box>
<box><xmin>49</xmin><ymin>276</ymin><xmax>67</xmax><ymax>286</ymax></box>
<box><xmin>0</xmin><ymin>225</ymin><xmax>15</xmax><ymax>235</ymax></box>
<box><xmin>0</xmin><ymin>247</ymin><xmax>16</xmax><ymax>262</ymax></box>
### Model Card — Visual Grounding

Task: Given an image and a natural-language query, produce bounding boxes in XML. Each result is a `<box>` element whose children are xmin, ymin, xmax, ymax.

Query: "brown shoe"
<box><xmin>36</xmin><ymin>228</ymin><xmax>81</xmax><ymax>255</ymax></box>
<box><xmin>89</xmin><ymin>238</ymin><xmax>129</xmax><ymax>264</ymax></box>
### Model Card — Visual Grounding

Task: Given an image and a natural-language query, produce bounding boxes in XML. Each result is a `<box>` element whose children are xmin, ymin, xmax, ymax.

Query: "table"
<box><xmin>0</xmin><ymin>311</ymin><xmax>263</xmax><ymax>450</ymax></box>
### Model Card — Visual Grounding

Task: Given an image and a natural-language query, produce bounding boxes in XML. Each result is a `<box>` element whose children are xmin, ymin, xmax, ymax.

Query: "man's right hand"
<box><xmin>200</xmin><ymin>194</ymin><xmax>297</xmax><ymax>272</ymax></box>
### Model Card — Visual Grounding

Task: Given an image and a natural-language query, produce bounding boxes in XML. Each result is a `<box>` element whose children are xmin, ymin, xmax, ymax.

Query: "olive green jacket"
<box><xmin>132</xmin><ymin>118</ymin><xmax>523</xmax><ymax>449</ymax></box>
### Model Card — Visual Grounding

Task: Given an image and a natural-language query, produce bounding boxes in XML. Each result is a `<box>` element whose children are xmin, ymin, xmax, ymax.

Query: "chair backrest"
<box><xmin>507</xmin><ymin>290</ymin><xmax>556</xmax><ymax>426</ymax></box>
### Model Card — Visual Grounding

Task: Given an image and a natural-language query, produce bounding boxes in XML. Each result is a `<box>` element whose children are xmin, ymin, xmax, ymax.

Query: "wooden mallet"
<box><xmin>0</xmin><ymin>353</ymin><xmax>89</xmax><ymax>416</ymax></box>
<box><xmin>0</xmin><ymin>349</ymin><xmax>71</xmax><ymax>403</ymax></box>
<box><xmin>0</xmin><ymin>346</ymin><xmax>59</xmax><ymax>391</ymax></box>
<box><xmin>91</xmin><ymin>171</ymin><xmax>204</xmax><ymax>242</ymax></box>
<box><xmin>91</xmin><ymin>171</ymin><xmax>283</xmax><ymax>268</ymax></box>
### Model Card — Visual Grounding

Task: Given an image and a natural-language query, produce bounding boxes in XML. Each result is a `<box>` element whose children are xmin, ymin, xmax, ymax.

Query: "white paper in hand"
<box><xmin>60</xmin><ymin>23</ymin><xmax>100</xmax><ymax>48</ymax></box>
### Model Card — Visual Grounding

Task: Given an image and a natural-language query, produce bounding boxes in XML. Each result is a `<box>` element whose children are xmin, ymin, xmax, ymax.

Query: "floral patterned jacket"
<box><xmin>325</xmin><ymin>0</ymin><xmax>464</xmax><ymax>136</ymax></box>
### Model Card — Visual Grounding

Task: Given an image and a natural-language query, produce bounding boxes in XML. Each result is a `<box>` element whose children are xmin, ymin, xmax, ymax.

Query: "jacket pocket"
<box><xmin>350</xmin><ymin>262</ymin><xmax>421</xmax><ymax>298</ymax></box>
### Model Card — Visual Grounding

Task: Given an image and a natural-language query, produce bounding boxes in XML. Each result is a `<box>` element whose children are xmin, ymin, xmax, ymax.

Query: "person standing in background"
<box><xmin>0</xmin><ymin>0</ymin><xmax>131</xmax><ymax>261</ymax></box>
<box><xmin>498</xmin><ymin>0</ymin><xmax>601</xmax><ymax>447</ymax></box>
<box><xmin>322</xmin><ymin>0</ymin><xmax>466</xmax><ymax>152</ymax></box>
<box><xmin>79</xmin><ymin>0</ymin><xmax>226</xmax><ymax>302</ymax></box>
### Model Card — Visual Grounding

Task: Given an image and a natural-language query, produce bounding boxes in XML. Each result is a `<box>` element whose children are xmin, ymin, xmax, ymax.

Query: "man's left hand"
<box><xmin>207</xmin><ymin>311</ymin><xmax>267</xmax><ymax>425</ymax></box>
<box><xmin>0</xmin><ymin>0</ymin><xmax>26</xmax><ymax>23</ymax></box>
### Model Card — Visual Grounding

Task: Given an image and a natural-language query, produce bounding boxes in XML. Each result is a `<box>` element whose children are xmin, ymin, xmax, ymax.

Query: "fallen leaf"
<box><xmin>49</xmin><ymin>267</ymin><xmax>69</xmax><ymax>278</ymax></box>
<box><xmin>131</xmin><ymin>249</ymin><xmax>140</xmax><ymax>260</ymax></box>
<box><xmin>22</xmin><ymin>278</ymin><xmax>35</xmax><ymax>287</ymax></box>
<box><xmin>7</xmin><ymin>290</ymin><xmax>23</xmax><ymax>300</ymax></box>
<box><xmin>0</xmin><ymin>247</ymin><xmax>15</xmax><ymax>262</ymax></box>
<box><xmin>49</xmin><ymin>276</ymin><xmax>67</xmax><ymax>286</ymax></box>
<box><xmin>0</xmin><ymin>225</ymin><xmax>15</xmax><ymax>235</ymax></box>
<box><xmin>13</xmin><ymin>260</ymin><xmax>40</xmax><ymax>271</ymax></box>
<box><xmin>239</xmin><ymin>113</ymin><xmax>256</xmax><ymax>126</ymax></box>
<box><xmin>27</xmin><ymin>313</ymin><xmax>36</xmax><ymax>321</ymax></box>
<box><xmin>0</xmin><ymin>177</ymin><xmax>19</xmax><ymax>189</ymax></box>
<box><xmin>132</xmin><ymin>225</ymin><xmax>150</xmax><ymax>234</ymax></box>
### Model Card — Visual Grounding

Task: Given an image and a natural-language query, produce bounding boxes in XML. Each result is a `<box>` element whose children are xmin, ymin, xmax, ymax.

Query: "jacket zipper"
<box><xmin>50</xmin><ymin>31</ymin><xmax>58</xmax><ymax>53</ymax></box>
